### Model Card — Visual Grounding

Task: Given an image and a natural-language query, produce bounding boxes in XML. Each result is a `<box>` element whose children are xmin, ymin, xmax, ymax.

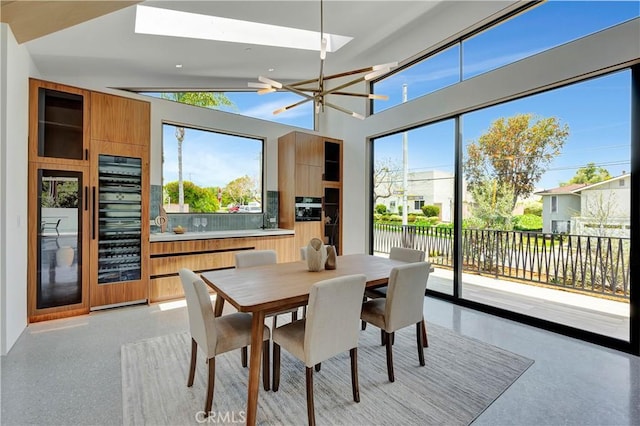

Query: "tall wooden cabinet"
<box><xmin>27</xmin><ymin>79</ymin><xmax>150</xmax><ymax>322</ymax></box>
<box><xmin>278</xmin><ymin>131</ymin><xmax>343</xmax><ymax>254</ymax></box>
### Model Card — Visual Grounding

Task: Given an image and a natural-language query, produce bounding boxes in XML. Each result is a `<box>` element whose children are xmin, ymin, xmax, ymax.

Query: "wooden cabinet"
<box><xmin>278</xmin><ymin>131</ymin><xmax>343</xmax><ymax>255</ymax></box>
<box><xmin>91</xmin><ymin>92</ymin><xmax>150</xmax><ymax>145</ymax></box>
<box><xmin>27</xmin><ymin>79</ymin><xmax>150</xmax><ymax>322</ymax></box>
<box><xmin>149</xmin><ymin>234</ymin><xmax>295</xmax><ymax>302</ymax></box>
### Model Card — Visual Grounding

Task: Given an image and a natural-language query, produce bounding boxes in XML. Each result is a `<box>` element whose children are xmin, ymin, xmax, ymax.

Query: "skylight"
<box><xmin>134</xmin><ymin>5</ymin><xmax>353</xmax><ymax>52</ymax></box>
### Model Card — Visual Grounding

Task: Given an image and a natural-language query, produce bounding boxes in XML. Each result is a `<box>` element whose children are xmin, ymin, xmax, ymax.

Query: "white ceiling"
<box><xmin>22</xmin><ymin>1</ymin><xmax>514</xmax><ymax>92</ymax></box>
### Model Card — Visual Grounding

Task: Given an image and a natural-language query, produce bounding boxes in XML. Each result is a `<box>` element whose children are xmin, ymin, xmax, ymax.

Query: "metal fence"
<box><xmin>374</xmin><ymin>223</ymin><xmax>630</xmax><ymax>299</ymax></box>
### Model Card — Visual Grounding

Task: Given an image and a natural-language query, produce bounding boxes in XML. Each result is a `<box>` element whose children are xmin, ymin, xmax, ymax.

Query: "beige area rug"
<box><xmin>122</xmin><ymin>323</ymin><xmax>533</xmax><ymax>425</ymax></box>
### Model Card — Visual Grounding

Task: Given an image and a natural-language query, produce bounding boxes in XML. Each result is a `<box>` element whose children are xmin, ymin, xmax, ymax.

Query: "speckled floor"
<box><xmin>1</xmin><ymin>297</ymin><xmax>639</xmax><ymax>425</ymax></box>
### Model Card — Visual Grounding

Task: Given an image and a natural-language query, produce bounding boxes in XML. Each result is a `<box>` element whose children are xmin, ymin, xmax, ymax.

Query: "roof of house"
<box><xmin>535</xmin><ymin>183</ymin><xmax>587</xmax><ymax>196</ymax></box>
<box><xmin>576</xmin><ymin>173</ymin><xmax>630</xmax><ymax>192</ymax></box>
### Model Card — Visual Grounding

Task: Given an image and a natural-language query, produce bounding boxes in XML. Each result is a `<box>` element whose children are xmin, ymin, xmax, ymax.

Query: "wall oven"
<box><xmin>295</xmin><ymin>196</ymin><xmax>322</xmax><ymax>221</ymax></box>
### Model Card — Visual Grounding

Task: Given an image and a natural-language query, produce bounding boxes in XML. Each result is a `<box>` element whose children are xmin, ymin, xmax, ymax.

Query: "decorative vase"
<box><xmin>306</xmin><ymin>238</ymin><xmax>327</xmax><ymax>272</ymax></box>
<box><xmin>56</xmin><ymin>246</ymin><xmax>74</xmax><ymax>268</ymax></box>
<box><xmin>325</xmin><ymin>245</ymin><xmax>337</xmax><ymax>270</ymax></box>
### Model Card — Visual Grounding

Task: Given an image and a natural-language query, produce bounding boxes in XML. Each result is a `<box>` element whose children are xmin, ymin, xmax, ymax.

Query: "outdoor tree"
<box><xmin>223</xmin><ymin>175</ymin><xmax>256</xmax><ymax>206</ymax></box>
<box><xmin>164</xmin><ymin>181</ymin><xmax>220</xmax><ymax>213</ymax></box>
<box><xmin>161</xmin><ymin>92</ymin><xmax>233</xmax><ymax>212</ymax></box>
<box><xmin>561</xmin><ymin>162</ymin><xmax>611</xmax><ymax>186</ymax></box>
<box><xmin>373</xmin><ymin>157</ymin><xmax>401</xmax><ymax>205</ymax></box>
<box><xmin>464</xmin><ymin>113</ymin><xmax>569</xmax><ymax>211</ymax></box>
<box><xmin>468</xmin><ymin>179</ymin><xmax>515</xmax><ymax>230</ymax></box>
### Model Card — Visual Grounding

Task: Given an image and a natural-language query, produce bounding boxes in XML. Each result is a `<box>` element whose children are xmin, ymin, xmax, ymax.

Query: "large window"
<box><xmin>372</xmin><ymin>1</ymin><xmax>638</xmax><ymax>113</ymax></box>
<box><xmin>162</xmin><ymin>123</ymin><xmax>263</xmax><ymax>214</ymax></box>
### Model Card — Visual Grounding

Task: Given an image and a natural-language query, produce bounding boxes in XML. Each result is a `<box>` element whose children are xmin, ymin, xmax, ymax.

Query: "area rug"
<box><xmin>122</xmin><ymin>323</ymin><xmax>533</xmax><ymax>425</ymax></box>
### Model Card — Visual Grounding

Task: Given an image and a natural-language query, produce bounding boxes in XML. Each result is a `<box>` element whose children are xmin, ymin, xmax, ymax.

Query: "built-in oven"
<box><xmin>295</xmin><ymin>196</ymin><xmax>322</xmax><ymax>221</ymax></box>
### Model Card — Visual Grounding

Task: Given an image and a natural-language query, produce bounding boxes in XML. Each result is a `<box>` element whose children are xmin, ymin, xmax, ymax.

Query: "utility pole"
<box><xmin>402</xmin><ymin>83</ymin><xmax>408</xmax><ymax>226</ymax></box>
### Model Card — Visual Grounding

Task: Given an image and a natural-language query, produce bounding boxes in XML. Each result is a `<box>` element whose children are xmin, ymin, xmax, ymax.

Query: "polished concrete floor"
<box><xmin>1</xmin><ymin>297</ymin><xmax>639</xmax><ymax>425</ymax></box>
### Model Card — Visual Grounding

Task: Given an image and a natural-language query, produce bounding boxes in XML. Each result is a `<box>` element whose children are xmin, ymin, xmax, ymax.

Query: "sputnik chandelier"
<box><xmin>249</xmin><ymin>0</ymin><xmax>396</xmax><ymax>119</ymax></box>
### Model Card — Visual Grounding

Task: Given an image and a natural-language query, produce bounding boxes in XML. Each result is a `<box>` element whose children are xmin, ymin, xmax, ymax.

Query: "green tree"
<box><xmin>464</xmin><ymin>113</ymin><xmax>569</xmax><ymax>211</ymax></box>
<box><xmin>161</xmin><ymin>92</ymin><xmax>234</xmax><ymax>212</ymax></box>
<box><xmin>469</xmin><ymin>179</ymin><xmax>515</xmax><ymax>230</ymax></box>
<box><xmin>561</xmin><ymin>162</ymin><xmax>611</xmax><ymax>185</ymax></box>
<box><xmin>223</xmin><ymin>175</ymin><xmax>256</xmax><ymax>206</ymax></box>
<box><xmin>164</xmin><ymin>181</ymin><xmax>220</xmax><ymax>213</ymax></box>
<box><xmin>375</xmin><ymin>204</ymin><xmax>388</xmax><ymax>214</ymax></box>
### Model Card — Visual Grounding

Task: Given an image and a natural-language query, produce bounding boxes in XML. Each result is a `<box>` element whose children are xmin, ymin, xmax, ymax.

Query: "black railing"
<box><xmin>373</xmin><ymin>223</ymin><xmax>630</xmax><ymax>299</ymax></box>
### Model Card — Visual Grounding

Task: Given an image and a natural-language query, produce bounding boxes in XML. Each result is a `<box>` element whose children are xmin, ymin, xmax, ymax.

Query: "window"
<box><xmin>372</xmin><ymin>1</ymin><xmax>639</xmax><ymax>115</ymax></box>
<box><xmin>414</xmin><ymin>200</ymin><xmax>425</xmax><ymax>210</ymax></box>
<box><xmin>162</xmin><ymin>123</ymin><xmax>263</xmax><ymax>213</ymax></box>
<box><xmin>372</xmin><ymin>45</ymin><xmax>460</xmax><ymax>113</ymax></box>
<box><xmin>551</xmin><ymin>196</ymin><xmax>558</xmax><ymax>213</ymax></box>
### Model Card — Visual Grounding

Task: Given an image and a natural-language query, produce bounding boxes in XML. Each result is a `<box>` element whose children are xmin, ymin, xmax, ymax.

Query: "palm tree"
<box><xmin>161</xmin><ymin>92</ymin><xmax>233</xmax><ymax>212</ymax></box>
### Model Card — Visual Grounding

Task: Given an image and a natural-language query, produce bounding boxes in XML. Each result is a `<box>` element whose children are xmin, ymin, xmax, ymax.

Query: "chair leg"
<box><xmin>350</xmin><ymin>348</ymin><xmax>360</xmax><ymax>403</ymax></box>
<box><xmin>292</xmin><ymin>311</ymin><xmax>298</xmax><ymax>321</ymax></box>
<box><xmin>306</xmin><ymin>366</ymin><xmax>316</xmax><ymax>426</ymax></box>
<box><xmin>361</xmin><ymin>320</ymin><xmax>367</xmax><ymax>331</ymax></box>
<box><xmin>315</xmin><ymin>363</ymin><xmax>321</xmax><ymax>372</ymax></box>
<box><xmin>272</xmin><ymin>343</ymin><xmax>281</xmax><ymax>392</ymax></box>
<box><xmin>204</xmin><ymin>357</ymin><xmax>216</xmax><ymax>415</ymax></box>
<box><xmin>385</xmin><ymin>331</ymin><xmax>395</xmax><ymax>382</ymax></box>
<box><xmin>241</xmin><ymin>346</ymin><xmax>248</xmax><ymax>368</ymax></box>
<box><xmin>303</xmin><ymin>306</ymin><xmax>307</xmax><ymax>318</ymax></box>
<box><xmin>422</xmin><ymin>318</ymin><xmax>429</xmax><ymax>348</ymax></box>
<box><xmin>416</xmin><ymin>322</ymin><xmax>425</xmax><ymax>366</ymax></box>
<box><xmin>380</xmin><ymin>329</ymin><xmax>385</xmax><ymax>346</ymax></box>
<box><xmin>272</xmin><ymin>315</ymin><xmax>278</xmax><ymax>330</ymax></box>
<box><xmin>262</xmin><ymin>340</ymin><xmax>271</xmax><ymax>391</ymax></box>
<box><xmin>187</xmin><ymin>338</ymin><xmax>197</xmax><ymax>387</ymax></box>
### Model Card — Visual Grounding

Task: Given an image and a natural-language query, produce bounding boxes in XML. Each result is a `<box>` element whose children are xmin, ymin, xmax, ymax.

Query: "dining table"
<box><xmin>200</xmin><ymin>253</ymin><xmax>411</xmax><ymax>426</ymax></box>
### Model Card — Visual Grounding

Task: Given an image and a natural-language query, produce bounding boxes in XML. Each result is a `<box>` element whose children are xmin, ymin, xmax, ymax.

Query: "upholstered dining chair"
<box><xmin>234</xmin><ymin>249</ymin><xmax>300</xmax><ymax>367</ymax></box>
<box><xmin>362</xmin><ymin>247</ymin><xmax>429</xmax><ymax>347</ymax></box>
<box><xmin>360</xmin><ymin>261</ymin><xmax>431</xmax><ymax>382</ymax></box>
<box><xmin>179</xmin><ymin>269</ymin><xmax>271</xmax><ymax>415</ymax></box>
<box><xmin>272</xmin><ymin>274</ymin><xmax>366</xmax><ymax>426</ymax></box>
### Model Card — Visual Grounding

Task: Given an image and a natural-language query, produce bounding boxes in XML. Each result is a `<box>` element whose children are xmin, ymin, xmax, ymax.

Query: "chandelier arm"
<box><xmin>318</xmin><ymin>75</ymin><xmax>367</xmax><ymax>98</ymax></box>
<box><xmin>322</xmin><ymin>66</ymin><xmax>375</xmax><ymax>81</ymax></box>
<box><xmin>274</xmin><ymin>98</ymin><xmax>314</xmax><ymax>115</ymax></box>
<box><xmin>280</xmin><ymin>83</ymin><xmax>316</xmax><ymax>101</ymax></box>
<box><xmin>290</xmin><ymin>78</ymin><xmax>321</xmax><ymax>87</ymax></box>
<box><xmin>324</xmin><ymin>101</ymin><xmax>364</xmax><ymax>119</ymax></box>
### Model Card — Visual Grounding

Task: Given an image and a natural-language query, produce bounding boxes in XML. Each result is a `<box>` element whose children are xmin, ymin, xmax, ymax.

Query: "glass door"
<box><xmin>96</xmin><ymin>154</ymin><xmax>142</xmax><ymax>284</ymax></box>
<box><xmin>29</xmin><ymin>166</ymin><xmax>90</xmax><ymax>319</ymax></box>
<box><xmin>90</xmin><ymin>143</ymin><xmax>148</xmax><ymax>309</ymax></box>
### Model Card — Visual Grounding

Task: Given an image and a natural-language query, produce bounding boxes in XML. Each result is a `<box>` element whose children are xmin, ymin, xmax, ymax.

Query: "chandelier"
<box><xmin>249</xmin><ymin>0</ymin><xmax>396</xmax><ymax>119</ymax></box>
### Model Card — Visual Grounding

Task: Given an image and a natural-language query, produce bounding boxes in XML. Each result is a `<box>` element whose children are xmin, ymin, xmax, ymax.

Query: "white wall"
<box><xmin>0</xmin><ymin>24</ymin><xmax>39</xmax><ymax>355</ymax></box>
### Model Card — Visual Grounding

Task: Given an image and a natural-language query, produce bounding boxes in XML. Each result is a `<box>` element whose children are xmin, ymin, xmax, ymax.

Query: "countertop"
<box><xmin>149</xmin><ymin>228</ymin><xmax>294</xmax><ymax>242</ymax></box>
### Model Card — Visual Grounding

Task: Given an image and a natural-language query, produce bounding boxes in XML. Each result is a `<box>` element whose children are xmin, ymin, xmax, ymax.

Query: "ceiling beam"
<box><xmin>1</xmin><ymin>1</ymin><xmax>141</xmax><ymax>44</ymax></box>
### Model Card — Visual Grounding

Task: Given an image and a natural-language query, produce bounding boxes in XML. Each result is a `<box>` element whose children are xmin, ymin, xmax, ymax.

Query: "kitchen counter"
<box><xmin>149</xmin><ymin>228</ymin><xmax>294</xmax><ymax>242</ymax></box>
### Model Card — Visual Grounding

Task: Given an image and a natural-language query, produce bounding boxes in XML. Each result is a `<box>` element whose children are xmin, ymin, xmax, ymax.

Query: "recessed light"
<box><xmin>175</xmin><ymin>64</ymin><xmax>183</xmax><ymax>68</ymax></box>
<box><xmin>268</xmin><ymin>68</ymin><xmax>275</xmax><ymax>72</ymax></box>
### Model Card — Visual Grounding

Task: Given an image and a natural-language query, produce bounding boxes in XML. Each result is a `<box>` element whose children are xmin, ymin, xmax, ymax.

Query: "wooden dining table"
<box><xmin>200</xmin><ymin>253</ymin><xmax>409</xmax><ymax>426</ymax></box>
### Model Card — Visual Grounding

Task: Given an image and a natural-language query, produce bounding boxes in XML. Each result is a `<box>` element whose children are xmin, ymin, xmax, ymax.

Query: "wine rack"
<box><xmin>97</xmin><ymin>154</ymin><xmax>142</xmax><ymax>284</ymax></box>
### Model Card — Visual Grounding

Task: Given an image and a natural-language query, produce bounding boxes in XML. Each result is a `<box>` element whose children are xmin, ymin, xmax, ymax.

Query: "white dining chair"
<box><xmin>178</xmin><ymin>269</ymin><xmax>271</xmax><ymax>415</ymax></box>
<box><xmin>362</xmin><ymin>247</ymin><xmax>429</xmax><ymax>347</ymax></box>
<box><xmin>272</xmin><ymin>274</ymin><xmax>366</xmax><ymax>426</ymax></box>
<box><xmin>360</xmin><ymin>261</ymin><xmax>431</xmax><ymax>382</ymax></box>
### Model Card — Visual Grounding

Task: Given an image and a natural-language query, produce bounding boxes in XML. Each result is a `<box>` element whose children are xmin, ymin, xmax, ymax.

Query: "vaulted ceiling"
<box><xmin>3</xmin><ymin>1</ymin><xmax>516</xmax><ymax>92</ymax></box>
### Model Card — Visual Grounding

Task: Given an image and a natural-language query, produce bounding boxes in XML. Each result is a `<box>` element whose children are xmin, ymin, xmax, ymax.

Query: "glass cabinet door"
<box><xmin>38</xmin><ymin>88</ymin><xmax>85</xmax><ymax>160</ymax></box>
<box><xmin>37</xmin><ymin>170</ymin><xmax>84</xmax><ymax>309</ymax></box>
<box><xmin>97</xmin><ymin>155</ymin><xmax>142</xmax><ymax>284</ymax></box>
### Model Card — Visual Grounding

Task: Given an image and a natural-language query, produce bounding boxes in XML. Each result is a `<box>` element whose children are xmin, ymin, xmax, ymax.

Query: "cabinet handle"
<box><xmin>84</xmin><ymin>186</ymin><xmax>88</xmax><ymax>211</ymax></box>
<box><xmin>92</xmin><ymin>186</ymin><xmax>97</xmax><ymax>240</ymax></box>
<box><xmin>85</xmin><ymin>149</ymin><xmax>88</xmax><ymax>161</ymax></box>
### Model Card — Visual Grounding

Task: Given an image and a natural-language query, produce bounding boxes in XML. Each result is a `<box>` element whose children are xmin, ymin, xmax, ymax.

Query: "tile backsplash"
<box><xmin>149</xmin><ymin>185</ymin><xmax>279</xmax><ymax>233</ymax></box>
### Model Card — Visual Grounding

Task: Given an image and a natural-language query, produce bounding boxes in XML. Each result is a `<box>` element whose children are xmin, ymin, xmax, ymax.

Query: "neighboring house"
<box><xmin>379</xmin><ymin>170</ymin><xmax>457</xmax><ymax>221</ymax></box>
<box><xmin>536</xmin><ymin>183</ymin><xmax>586</xmax><ymax>234</ymax></box>
<box><xmin>572</xmin><ymin>174</ymin><xmax>631</xmax><ymax>237</ymax></box>
<box><xmin>536</xmin><ymin>174</ymin><xmax>630</xmax><ymax>236</ymax></box>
